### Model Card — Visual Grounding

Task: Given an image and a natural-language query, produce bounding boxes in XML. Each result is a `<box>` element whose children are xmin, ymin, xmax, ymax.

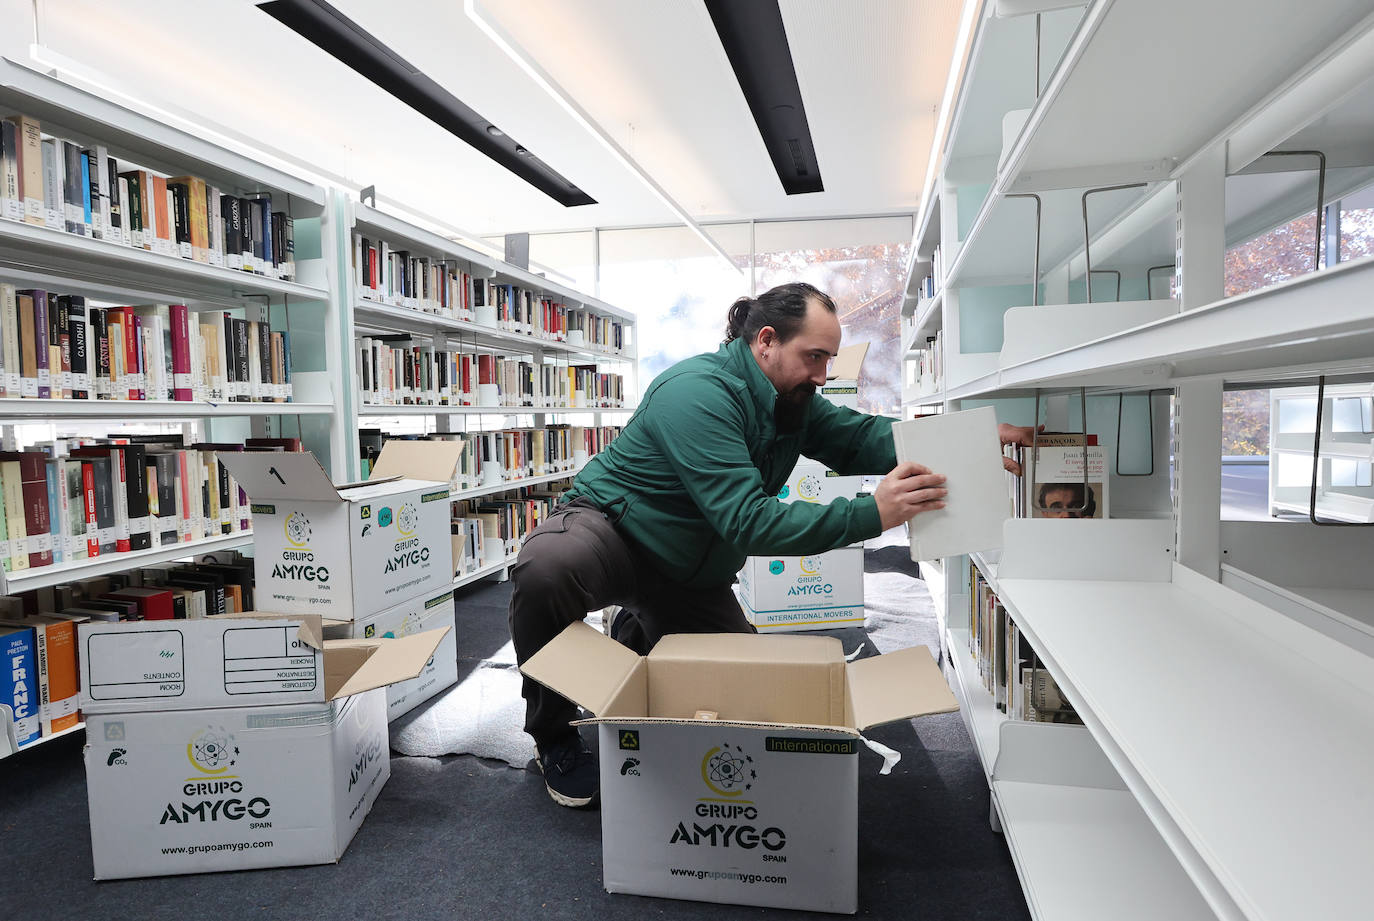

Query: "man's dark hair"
<box><xmin>724</xmin><ymin>282</ymin><xmax>837</xmax><ymax>344</ymax></box>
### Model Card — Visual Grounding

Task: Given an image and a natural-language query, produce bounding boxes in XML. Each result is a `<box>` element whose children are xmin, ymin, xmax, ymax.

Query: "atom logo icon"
<box><xmin>284</xmin><ymin>511</ymin><xmax>312</xmax><ymax>548</ymax></box>
<box><xmin>701</xmin><ymin>743</ymin><xmax>756</xmax><ymax>797</ymax></box>
<box><xmin>800</xmin><ymin>555</ymin><xmax>822</xmax><ymax>575</ymax></box>
<box><xmin>797</xmin><ymin>474</ymin><xmax>822</xmax><ymax>500</ymax></box>
<box><xmin>397</xmin><ymin>503</ymin><xmax>418</xmax><ymax>536</ymax></box>
<box><xmin>187</xmin><ymin>726</ymin><xmax>240</xmax><ymax>774</ymax></box>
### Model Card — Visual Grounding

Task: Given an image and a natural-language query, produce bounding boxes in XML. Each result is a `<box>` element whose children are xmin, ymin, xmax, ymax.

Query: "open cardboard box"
<box><xmin>82</xmin><ymin>614</ymin><xmax>447</xmax><ymax>879</ymax></box>
<box><xmin>522</xmin><ymin>623</ymin><xmax>958</xmax><ymax>913</ymax></box>
<box><xmin>822</xmin><ymin>342</ymin><xmax>868</xmax><ymax>410</ymax></box>
<box><xmin>219</xmin><ymin>448</ymin><xmax>459</xmax><ymax>620</ymax></box>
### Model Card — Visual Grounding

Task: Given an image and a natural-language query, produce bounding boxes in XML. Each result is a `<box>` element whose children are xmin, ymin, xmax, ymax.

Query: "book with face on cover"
<box><xmin>891</xmin><ymin>406</ymin><xmax>1008</xmax><ymax>562</ymax></box>
<box><xmin>1022</xmin><ymin>433</ymin><xmax>1109</xmax><ymax>520</ymax></box>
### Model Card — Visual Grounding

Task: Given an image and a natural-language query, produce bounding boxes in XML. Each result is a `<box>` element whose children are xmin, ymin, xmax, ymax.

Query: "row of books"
<box><xmin>352</xmin><ymin>233</ymin><xmax>627</xmax><ymax>352</ymax></box>
<box><xmin>2</xmin><ymin>114</ymin><xmax>295</xmax><ymax>279</ymax></box>
<box><xmin>905</xmin><ymin>330</ymin><xmax>943</xmax><ymax>397</ymax></box>
<box><xmin>0</xmin><ymin>435</ymin><xmax>301</xmax><ymax>574</ymax></box>
<box><xmin>0</xmin><ymin>554</ymin><xmax>257</xmax><ymax>747</ymax></box>
<box><xmin>1005</xmin><ymin>433</ymin><xmax>1110</xmax><ymax>520</ymax></box>
<box><xmin>0</xmin><ymin>286</ymin><xmax>293</xmax><ymax>403</ymax></box>
<box><xmin>358</xmin><ymin>425</ymin><xmax>622</xmax><ymax>493</ymax></box>
<box><xmin>357</xmin><ymin>338</ymin><xmax>624</xmax><ymax>408</ymax></box>
<box><xmin>453</xmin><ymin>489</ymin><xmax>564</xmax><ymax>575</ymax></box>
<box><xmin>968</xmin><ymin>564</ymin><xmax>1081</xmax><ymax>724</ymax></box>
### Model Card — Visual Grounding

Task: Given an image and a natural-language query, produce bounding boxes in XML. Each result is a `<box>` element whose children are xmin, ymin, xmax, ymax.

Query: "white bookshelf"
<box><xmin>0</xmin><ymin>57</ymin><xmax>346</xmax><ymax>759</ymax></box>
<box><xmin>910</xmin><ymin>2</ymin><xmax>1374</xmax><ymax>919</ymax></box>
<box><xmin>0</xmin><ymin>531</ymin><xmax>253</xmax><ymax>595</ymax></box>
<box><xmin>453</xmin><ymin>554</ymin><xmax>512</xmax><ymax>589</ymax></box>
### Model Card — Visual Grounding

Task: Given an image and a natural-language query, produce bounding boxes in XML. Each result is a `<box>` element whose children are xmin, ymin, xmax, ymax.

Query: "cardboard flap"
<box><xmin>216</xmin><ymin>451</ymin><xmax>339</xmax><ymax>501</ymax></box>
<box><xmin>520</xmin><ymin>621</ymin><xmax>641</xmax><ymax>716</ymax></box>
<box><xmin>828</xmin><ymin>342</ymin><xmax>869</xmax><ymax>380</ymax></box>
<box><xmin>323</xmin><ymin>627</ymin><xmax>450</xmax><ymax>700</ymax></box>
<box><xmin>369</xmin><ymin>440</ymin><xmax>464</xmax><ymax>483</ymax></box>
<box><xmin>845</xmin><ymin>645</ymin><xmax>959</xmax><ymax>730</ymax></box>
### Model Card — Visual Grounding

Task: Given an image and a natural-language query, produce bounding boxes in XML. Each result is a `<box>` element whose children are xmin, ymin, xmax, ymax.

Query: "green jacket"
<box><xmin>565</xmin><ymin>336</ymin><xmax>897</xmax><ymax>588</ymax></box>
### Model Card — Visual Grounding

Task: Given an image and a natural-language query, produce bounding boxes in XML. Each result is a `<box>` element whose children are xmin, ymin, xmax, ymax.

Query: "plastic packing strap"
<box><xmin>859</xmin><ymin>735</ymin><xmax>902</xmax><ymax>775</ymax></box>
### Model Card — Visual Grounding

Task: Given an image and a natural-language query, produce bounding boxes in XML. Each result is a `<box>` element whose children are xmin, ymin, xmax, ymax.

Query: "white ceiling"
<box><xmin>27</xmin><ymin>0</ymin><xmax>961</xmax><ymax>238</ymax></box>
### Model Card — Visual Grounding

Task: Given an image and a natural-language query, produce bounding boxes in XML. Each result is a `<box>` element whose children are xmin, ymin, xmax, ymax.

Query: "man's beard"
<box><xmin>775</xmin><ymin>383</ymin><xmax>816</xmax><ymax>433</ymax></box>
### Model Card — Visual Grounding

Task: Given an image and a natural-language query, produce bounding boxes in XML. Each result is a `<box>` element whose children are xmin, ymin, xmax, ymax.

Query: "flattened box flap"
<box><xmin>369</xmin><ymin>440</ymin><xmax>464</xmax><ymax>483</ymax></box>
<box><xmin>520</xmin><ymin>621</ymin><xmax>641</xmax><ymax>716</ymax></box>
<box><xmin>217</xmin><ymin>451</ymin><xmax>339</xmax><ymax>502</ymax></box>
<box><xmin>648</xmin><ymin>633</ymin><xmax>847</xmax><ymax>726</ymax></box>
<box><xmin>323</xmin><ymin>627</ymin><xmax>450</xmax><ymax>700</ymax></box>
<box><xmin>845</xmin><ymin>645</ymin><xmax>958</xmax><ymax>730</ymax></box>
<box><xmin>828</xmin><ymin>342</ymin><xmax>869</xmax><ymax>381</ymax></box>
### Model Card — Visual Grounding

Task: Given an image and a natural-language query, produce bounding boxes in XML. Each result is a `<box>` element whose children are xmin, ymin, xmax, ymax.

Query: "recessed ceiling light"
<box><xmin>256</xmin><ymin>0</ymin><xmax>595</xmax><ymax>206</ymax></box>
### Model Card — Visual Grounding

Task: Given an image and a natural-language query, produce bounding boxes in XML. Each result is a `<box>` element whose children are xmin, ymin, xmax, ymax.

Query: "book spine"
<box><xmin>96</xmin><ymin>146</ymin><xmax>113</xmax><ymax>244</ymax></box>
<box><xmin>0</xmin><ymin>121</ymin><xmax>21</xmax><ymax>222</ymax></box>
<box><xmin>20</xmin><ymin>453</ymin><xmax>53</xmax><ymax>567</ymax></box>
<box><xmin>32</xmin><ymin>289</ymin><xmax>49</xmax><ymax>399</ymax></box>
<box><xmin>80</xmin><ymin>150</ymin><xmax>94</xmax><ymax>237</ymax></box>
<box><xmin>12</xmin><ymin>116</ymin><xmax>44</xmax><ymax>225</ymax></box>
<box><xmin>55</xmin><ymin>295</ymin><xmax>70</xmax><ymax>399</ymax></box>
<box><xmin>40</xmin><ymin>139</ymin><xmax>63</xmax><ymax>231</ymax></box>
<box><xmin>66</xmin><ymin>299</ymin><xmax>88</xmax><ymax>401</ymax></box>
<box><xmin>45</xmin><ymin>459</ymin><xmax>63</xmax><ymax>565</ymax></box>
<box><xmin>169</xmin><ymin>304</ymin><xmax>192</xmax><ymax>400</ymax></box>
<box><xmin>234</xmin><ymin>317</ymin><xmax>249</xmax><ymax>402</ymax></box>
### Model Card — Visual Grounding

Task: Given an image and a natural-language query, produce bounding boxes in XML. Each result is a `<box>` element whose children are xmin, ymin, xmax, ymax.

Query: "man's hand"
<box><xmin>999</xmin><ymin>423</ymin><xmax>1042</xmax><ymax>476</ymax></box>
<box><xmin>874</xmin><ymin>462</ymin><xmax>947</xmax><ymax>530</ymax></box>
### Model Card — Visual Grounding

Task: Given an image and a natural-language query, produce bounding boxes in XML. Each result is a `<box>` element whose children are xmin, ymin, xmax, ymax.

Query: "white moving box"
<box><xmin>819</xmin><ymin>342</ymin><xmax>868</xmax><ymax>411</ymax></box>
<box><xmin>218</xmin><ymin>451</ymin><xmax>455</xmax><ymax>621</ymax></box>
<box><xmin>738</xmin><ymin>547</ymin><xmax>864</xmax><ymax>632</ymax></box>
<box><xmin>80</xmin><ymin>615</ymin><xmax>447</xmax><ymax>879</ymax></box>
<box><xmin>323</xmin><ymin>586</ymin><xmax>458</xmax><ymax>722</ymax></box>
<box><xmin>521</xmin><ymin>624</ymin><xmax>958</xmax><ymax>913</ymax></box>
<box><xmin>776</xmin><ymin>460</ymin><xmax>863</xmax><ymax>507</ymax></box>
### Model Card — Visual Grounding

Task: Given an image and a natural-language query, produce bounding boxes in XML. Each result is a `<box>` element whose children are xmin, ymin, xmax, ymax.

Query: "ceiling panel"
<box><xmin>30</xmin><ymin>0</ymin><xmax>962</xmax><ymax>237</ymax></box>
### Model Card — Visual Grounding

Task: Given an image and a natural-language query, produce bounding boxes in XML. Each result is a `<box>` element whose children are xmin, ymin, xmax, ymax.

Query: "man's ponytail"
<box><xmin>724</xmin><ymin>296</ymin><xmax>755</xmax><ymax>343</ymax></box>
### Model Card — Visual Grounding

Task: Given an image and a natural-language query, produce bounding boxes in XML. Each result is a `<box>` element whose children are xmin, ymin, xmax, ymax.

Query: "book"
<box><xmin>892</xmin><ymin>406</ymin><xmax>1007</xmax><ymax>561</ymax></box>
<box><xmin>6</xmin><ymin>115</ymin><xmax>43</xmax><ymax>225</ymax></box>
<box><xmin>1022</xmin><ymin>433</ymin><xmax>1109</xmax><ymax>520</ymax></box>
<box><xmin>0</xmin><ymin>624</ymin><xmax>39</xmax><ymax>745</ymax></box>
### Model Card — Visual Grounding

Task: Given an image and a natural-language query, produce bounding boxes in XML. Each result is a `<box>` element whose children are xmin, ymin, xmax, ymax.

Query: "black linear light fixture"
<box><xmin>704</xmin><ymin>0</ymin><xmax>823</xmax><ymax>195</ymax></box>
<box><xmin>256</xmin><ymin>0</ymin><xmax>596</xmax><ymax>207</ymax></box>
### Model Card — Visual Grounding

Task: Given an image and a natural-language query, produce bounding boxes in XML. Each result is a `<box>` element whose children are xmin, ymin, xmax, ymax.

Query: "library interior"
<box><xmin>2</xmin><ymin>1</ymin><xmax>1373</xmax><ymax>919</ymax></box>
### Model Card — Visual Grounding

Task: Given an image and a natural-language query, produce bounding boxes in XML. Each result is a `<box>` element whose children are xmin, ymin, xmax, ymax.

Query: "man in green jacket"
<box><xmin>510</xmin><ymin>281</ymin><xmax>1030</xmax><ymax>807</ymax></box>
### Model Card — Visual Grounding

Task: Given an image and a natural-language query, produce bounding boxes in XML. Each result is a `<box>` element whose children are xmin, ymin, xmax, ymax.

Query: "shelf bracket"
<box><xmin>1257</xmin><ymin>150</ymin><xmax>1326</xmax><ymax>271</ymax></box>
<box><xmin>1007</xmin><ymin>193</ymin><xmax>1042</xmax><ymax>304</ymax></box>
<box><xmin>1082</xmin><ymin>183</ymin><xmax>1147</xmax><ymax>302</ymax></box>
<box><xmin>1309</xmin><ymin>375</ymin><xmax>1374</xmax><ymax>527</ymax></box>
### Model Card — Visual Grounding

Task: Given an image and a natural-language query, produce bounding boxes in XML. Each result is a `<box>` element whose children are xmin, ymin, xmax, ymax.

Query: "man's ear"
<box><xmin>756</xmin><ymin>325</ymin><xmax>777</xmax><ymax>349</ymax></box>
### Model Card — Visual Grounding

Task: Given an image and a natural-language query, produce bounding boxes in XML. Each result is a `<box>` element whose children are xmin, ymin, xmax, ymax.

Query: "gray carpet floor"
<box><xmin>0</xmin><ymin>536</ymin><xmax>1029</xmax><ymax>920</ymax></box>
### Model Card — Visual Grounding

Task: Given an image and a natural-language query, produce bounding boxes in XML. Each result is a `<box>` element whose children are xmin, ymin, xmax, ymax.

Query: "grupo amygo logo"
<box><xmin>187</xmin><ymin>726</ymin><xmax>239</xmax><ymax>774</ymax></box>
<box><xmin>701</xmin><ymin>742</ymin><xmax>756</xmax><ymax>798</ymax></box>
<box><xmin>284</xmin><ymin>510</ymin><xmax>312</xmax><ymax>548</ymax></box>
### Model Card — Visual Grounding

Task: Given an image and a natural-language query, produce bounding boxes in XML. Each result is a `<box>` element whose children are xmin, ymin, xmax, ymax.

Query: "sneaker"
<box><xmin>536</xmin><ymin>734</ymin><xmax>599</xmax><ymax>808</ymax></box>
<box><xmin>601</xmin><ymin>605</ymin><xmax>623</xmax><ymax>639</ymax></box>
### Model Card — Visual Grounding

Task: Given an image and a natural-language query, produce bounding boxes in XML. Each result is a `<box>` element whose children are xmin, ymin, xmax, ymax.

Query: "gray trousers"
<box><xmin>508</xmin><ymin>497</ymin><xmax>755</xmax><ymax>748</ymax></box>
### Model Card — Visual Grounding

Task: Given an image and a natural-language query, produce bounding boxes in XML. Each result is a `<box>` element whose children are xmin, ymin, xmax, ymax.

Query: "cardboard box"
<box><xmin>521</xmin><ymin>623</ymin><xmax>959</xmax><ymax>913</ymax></box>
<box><xmin>775</xmin><ymin>460</ymin><xmax>863</xmax><ymax>507</ymax></box>
<box><xmin>322</xmin><ymin>587</ymin><xmax>458</xmax><ymax>722</ymax></box>
<box><xmin>217</xmin><ymin>451</ymin><xmax>456</xmax><ymax>620</ymax></box>
<box><xmin>821</xmin><ymin>342</ymin><xmax>868</xmax><ymax>411</ymax></box>
<box><xmin>78</xmin><ymin>614</ymin><xmax>449</xmax><ymax>715</ymax></box>
<box><xmin>84</xmin><ymin>687</ymin><xmax>391</xmax><ymax>879</ymax></box>
<box><xmin>738</xmin><ymin>547</ymin><xmax>865</xmax><ymax>632</ymax></box>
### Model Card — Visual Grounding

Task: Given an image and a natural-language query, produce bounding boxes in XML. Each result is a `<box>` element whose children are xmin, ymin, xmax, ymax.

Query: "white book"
<box><xmin>892</xmin><ymin>405</ymin><xmax>1008</xmax><ymax>561</ymax></box>
<box><xmin>208</xmin><ymin>185</ymin><xmax>224</xmax><ymax>267</ymax></box>
<box><xmin>247</xmin><ymin>320</ymin><xmax>261</xmax><ymax>401</ymax></box>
